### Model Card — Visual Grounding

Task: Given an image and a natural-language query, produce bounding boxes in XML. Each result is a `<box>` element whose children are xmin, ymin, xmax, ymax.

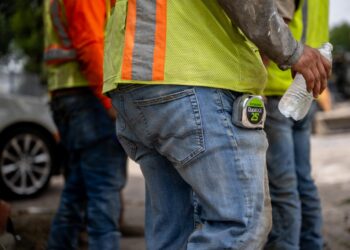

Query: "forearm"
<box><xmin>218</xmin><ymin>0</ymin><xmax>303</xmax><ymax>69</ymax></box>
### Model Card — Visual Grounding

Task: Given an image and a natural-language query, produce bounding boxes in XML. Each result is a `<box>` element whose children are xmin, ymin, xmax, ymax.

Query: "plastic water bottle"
<box><xmin>278</xmin><ymin>43</ymin><xmax>333</xmax><ymax>120</ymax></box>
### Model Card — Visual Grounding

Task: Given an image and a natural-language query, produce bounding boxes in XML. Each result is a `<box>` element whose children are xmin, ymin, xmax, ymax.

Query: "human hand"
<box><xmin>291</xmin><ymin>45</ymin><xmax>332</xmax><ymax>98</ymax></box>
<box><xmin>260</xmin><ymin>52</ymin><xmax>270</xmax><ymax>67</ymax></box>
<box><xmin>106</xmin><ymin>107</ymin><xmax>118</xmax><ymax>121</ymax></box>
<box><xmin>0</xmin><ymin>200</ymin><xmax>11</xmax><ymax>234</ymax></box>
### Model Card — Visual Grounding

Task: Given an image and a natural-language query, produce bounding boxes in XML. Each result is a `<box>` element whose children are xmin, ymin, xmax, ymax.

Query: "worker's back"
<box><xmin>103</xmin><ymin>0</ymin><xmax>267</xmax><ymax>95</ymax></box>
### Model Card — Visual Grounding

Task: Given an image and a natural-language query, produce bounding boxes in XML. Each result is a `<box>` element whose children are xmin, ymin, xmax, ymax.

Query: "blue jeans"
<box><xmin>264</xmin><ymin>97</ymin><xmax>323</xmax><ymax>250</ymax></box>
<box><xmin>47</xmin><ymin>92</ymin><xmax>127</xmax><ymax>250</ymax></box>
<box><xmin>109</xmin><ymin>85</ymin><xmax>271</xmax><ymax>250</ymax></box>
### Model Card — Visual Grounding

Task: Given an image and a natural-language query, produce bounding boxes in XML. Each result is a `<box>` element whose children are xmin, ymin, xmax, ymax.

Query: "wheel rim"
<box><xmin>1</xmin><ymin>133</ymin><xmax>51</xmax><ymax>195</ymax></box>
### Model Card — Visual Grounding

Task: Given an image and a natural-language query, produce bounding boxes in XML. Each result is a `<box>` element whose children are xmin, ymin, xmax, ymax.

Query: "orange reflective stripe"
<box><xmin>121</xmin><ymin>0</ymin><xmax>167</xmax><ymax>81</ymax></box>
<box><xmin>152</xmin><ymin>0</ymin><xmax>167</xmax><ymax>81</ymax></box>
<box><xmin>106</xmin><ymin>0</ymin><xmax>112</xmax><ymax>21</ymax></box>
<box><xmin>121</xmin><ymin>0</ymin><xmax>137</xmax><ymax>80</ymax></box>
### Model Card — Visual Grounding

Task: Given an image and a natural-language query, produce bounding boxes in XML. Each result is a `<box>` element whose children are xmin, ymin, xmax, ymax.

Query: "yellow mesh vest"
<box><xmin>103</xmin><ymin>0</ymin><xmax>267</xmax><ymax>95</ymax></box>
<box><xmin>43</xmin><ymin>0</ymin><xmax>89</xmax><ymax>91</ymax></box>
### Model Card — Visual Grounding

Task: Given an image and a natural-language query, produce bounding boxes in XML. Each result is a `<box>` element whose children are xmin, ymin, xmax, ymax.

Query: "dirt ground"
<box><xmin>311</xmin><ymin>133</ymin><xmax>350</xmax><ymax>250</ymax></box>
<box><xmin>11</xmin><ymin>212</ymin><xmax>145</xmax><ymax>250</ymax></box>
<box><xmin>5</xmin><ymin>133</ymin><xmax>350</xmax><ymax>250</ymax></box>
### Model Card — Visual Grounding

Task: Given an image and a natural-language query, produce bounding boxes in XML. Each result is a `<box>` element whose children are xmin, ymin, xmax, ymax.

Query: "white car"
<box><xmin>0</xmin><ymin>92</ymin><xmax>61</xmax><ymax>198</ymax></box>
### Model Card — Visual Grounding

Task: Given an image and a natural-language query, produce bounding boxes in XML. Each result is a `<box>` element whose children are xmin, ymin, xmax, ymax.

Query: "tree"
<box><xmin>330</xmin><ymin>22</ymin><xmax>350</xmax><ymax>53</ymax></box>
<box><xmin>0</xmin><ymin>0</ymin><xmax>43</xmax><ymax>74</ymax></box>
<box><xmin>0</xmin><ymin>0</ymin><xmax>16</xmax><ymax>56</ymax></box>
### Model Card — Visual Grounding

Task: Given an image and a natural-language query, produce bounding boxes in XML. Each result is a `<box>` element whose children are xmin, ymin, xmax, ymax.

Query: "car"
<box><xmin>0</xmin><ymin>92</ymin><xmax>61</xmax><ymax>199</ymax></box>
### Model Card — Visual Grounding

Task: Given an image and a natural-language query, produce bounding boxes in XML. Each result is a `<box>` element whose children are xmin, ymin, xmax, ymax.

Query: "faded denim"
<box><xmin>109</xmin><ymin>84</ymin><xmax>271</xmax><ymax>250</ymax></box>
<box><xmin>47</xmin><ymin>93</ymin><xmax>127</xmax><ymax>250</ymax></box>
<box><xmin>264</xmin><ymin>97</ymin><xmax>323</xmax><ymax>250</ymax></box>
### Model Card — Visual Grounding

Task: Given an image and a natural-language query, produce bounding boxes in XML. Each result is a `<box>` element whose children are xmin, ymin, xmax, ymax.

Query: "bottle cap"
<box><xmin>321</xmin><ymin>42</ymin><xmax>333</xmax><ymax>52</ymax></box>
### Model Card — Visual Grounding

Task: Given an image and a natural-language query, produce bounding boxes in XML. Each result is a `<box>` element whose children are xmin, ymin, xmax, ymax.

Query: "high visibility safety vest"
<box><xmin>43</xmin><ymin>0</ymin><xmax>89</xmax><ymax>91</ymax></box>
<box><xmin>103</xmin><ymin>0</ymin><xmax>267</xmax><ymax>95</ymax></box>
<box><xmin>264</xmin><ymin>0</ymin><xmax>329</xmax><ymax>96</ymax></box>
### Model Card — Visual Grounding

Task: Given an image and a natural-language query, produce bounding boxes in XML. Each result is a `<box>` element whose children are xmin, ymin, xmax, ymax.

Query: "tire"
<box><xmin>0</xmin><ymin>126</ymin><xmax>56</xmax><ymax>199</ymax></box>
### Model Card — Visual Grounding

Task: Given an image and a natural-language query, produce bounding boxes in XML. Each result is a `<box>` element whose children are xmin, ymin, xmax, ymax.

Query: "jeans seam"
<box><xmin>134</xmin><ymin>89</ymin><xmax>195</xmax><ymax>106</ymax></box>
<box><xmin>177</xmin><ymin>88</ymin><xmax>205</xmax><ymax>167</ymax></box>
<box><xmin>134</xmin><ymin>87</ymin><xmax>205</xmax><ymax>167</ymax></box>
<box><xmin>217</xmin><ymin>90</ymin><xmax>254</xmax><ymax>227</ymax></box>
<box><xmin>125</xmin><ymin>90</ymin><xmax>153</xmax><ymax>140</ymax></box>
<box><xmin>118</xmin><ymin>95</ymin><xmax>126</xmax><ymax>130</ymax></box>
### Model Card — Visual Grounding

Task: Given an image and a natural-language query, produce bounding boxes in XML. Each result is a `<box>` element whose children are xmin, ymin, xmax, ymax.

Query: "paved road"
<box><xmin>311</xmin><ymin>133</ymin><xmax>350</xmax><ymax>250</ymax></box>
<box><xmin>9</xmin><ymin>133</ymin><xmax>350</xmax><ymax>250</ymax></box>
<box><xmin>11</xmin><ymin>161</ymin><xmax>146</xmax><ymax>250</ymax></box>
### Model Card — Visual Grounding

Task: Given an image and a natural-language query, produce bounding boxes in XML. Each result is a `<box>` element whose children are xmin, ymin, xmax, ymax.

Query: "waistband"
<box><xmin>110</xmin><ymin>84</ymin><xmax>245</xmax><ymax>97</ymax></box>
<box><xmin>51</xmin><ymin>87</ymin><xmax>92</xmax><ymax>98</ymax></box>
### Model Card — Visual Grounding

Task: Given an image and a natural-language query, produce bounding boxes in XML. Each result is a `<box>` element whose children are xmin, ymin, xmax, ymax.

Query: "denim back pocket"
<box><xmin>134</xmin><ymin>88</ymin><xmax>205</xmax><ymax>167</ymax></box>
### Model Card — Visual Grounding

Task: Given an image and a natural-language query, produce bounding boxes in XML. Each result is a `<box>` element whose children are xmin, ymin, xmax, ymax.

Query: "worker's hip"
<box><xmin>109</xmin><ymin>84</ymin><xmax>271</xmax><ymax>247</ymax></box>
<box><xmin>50</xmin><ymin>93</ymin><xmax>116</xmax><ymax>150</ymax></box>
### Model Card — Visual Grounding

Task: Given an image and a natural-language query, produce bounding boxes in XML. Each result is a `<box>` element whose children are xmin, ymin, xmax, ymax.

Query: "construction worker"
<box><xmin>103</xmin><ymin>0</ymin><xmax>331</xmax><ymax>249</ymax></box>
<box><xmin>263</xmin><ymin>0</ymin><xmax>329</xmax><ymax>249</ymax></box>
<box><xmin>43</xmin><ymin>0</ymin><xmax>127</xmax><ymax>249</ymax></box>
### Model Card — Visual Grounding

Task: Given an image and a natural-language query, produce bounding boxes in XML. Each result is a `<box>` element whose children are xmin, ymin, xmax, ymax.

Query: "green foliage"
<box><xmin>0</xmin><ymin>0</ymin><xmax>43</xmax><ymax>73</ymax></box>
<box><xmin>0</xmin><ymin>13</ymin><xmax>9</xmax><ymax>55</ymax></box>
<box><xmin>0</xmin><ymin>0</ymin><xmax>16</xmax><ymax>55</ymax></box>
<box><xmin>330</xmin><ymin>22</ymin><xmax>350</xmax><ymax>53</ymax></box>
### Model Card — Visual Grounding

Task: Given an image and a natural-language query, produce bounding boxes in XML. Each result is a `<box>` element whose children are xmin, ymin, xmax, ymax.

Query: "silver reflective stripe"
<box><xmin>44</xmin><ymin>48</ymin><xmax>77</xmax><ymax>62</ymax></box>
<box><xmin>301</xmin><ymin>0</ymin><xmax>308</xmax><ymax>43</ymax></box>
<box><xmin>132</xmin><ymin>0</ymin><xmax>157</xmax><ymax>80</ymax></box>
<box><xmin>50</xmin><ymin>0</ymin><xmax>72</xmax><ymax>47</ymax></box>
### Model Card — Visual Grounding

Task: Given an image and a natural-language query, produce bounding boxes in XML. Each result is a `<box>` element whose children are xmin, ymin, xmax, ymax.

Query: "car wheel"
<box><xmin>0</xmin><ymin>126</ymin><xmax>55</xmax><ymax>199</ymax></box>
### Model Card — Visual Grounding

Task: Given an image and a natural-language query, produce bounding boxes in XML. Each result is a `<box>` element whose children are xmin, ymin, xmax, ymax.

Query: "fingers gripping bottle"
<box><xmin>278</xmin><ymin>43</ymin><xmax>333</xmax><ymax>120</ymax></box>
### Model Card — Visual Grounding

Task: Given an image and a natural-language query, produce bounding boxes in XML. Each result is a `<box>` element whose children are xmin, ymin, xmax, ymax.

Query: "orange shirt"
<box><xmin>63</xmin><ymin>0</ymin><xmax>111</xmax><ymax>109</ymax></box>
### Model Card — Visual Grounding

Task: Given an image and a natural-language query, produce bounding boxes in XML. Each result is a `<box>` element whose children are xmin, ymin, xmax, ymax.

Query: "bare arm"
<box><xmin>218</xmin><ymin>0</ymin><xmax>302</xmax><ymax>68</ymax></box>
<box><xmin>218</xmin><ymin>0</ymin><xmax>331</xmax><ymax>97</ymax></box>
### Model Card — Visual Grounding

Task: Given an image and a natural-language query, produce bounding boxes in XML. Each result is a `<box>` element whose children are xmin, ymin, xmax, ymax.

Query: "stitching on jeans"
<box><xmin>135</xmin><ymin>87</ymin><xmax>205</xmax><ymax>167</ymax></box>
<box><xmin>176</xmin><ymin>88</ymin><xmax>205</xmax><ymax>167</ymax></box>
<box><xmin>134</xmin><ymin>89</ymin><xmax>195</xmax><ymax>106</ymax></box>
<box><xmin>217</xmin><ymin>89</ymin><xmax>255</xmax><ymax>222</ymax></box>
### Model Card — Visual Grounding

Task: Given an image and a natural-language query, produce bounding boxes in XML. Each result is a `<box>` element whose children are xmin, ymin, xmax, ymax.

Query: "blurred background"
<box><xmin>0</xmin><ymin>0</ymin><xmax>349</xmax><ymax>250</ymax></box>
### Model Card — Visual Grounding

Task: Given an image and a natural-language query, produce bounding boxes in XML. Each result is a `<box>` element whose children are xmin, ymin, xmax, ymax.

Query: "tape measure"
<box><xmin>232</xmin><ymin>94</ymin><xmax>266</xmax><ymax>129</ymax></box>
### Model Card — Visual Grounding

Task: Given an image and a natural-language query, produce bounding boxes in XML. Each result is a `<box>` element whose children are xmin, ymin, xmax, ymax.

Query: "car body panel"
<box><xmin>0</xmin><ymin>93</ymin><xmax>57</xmax><ymax>137</ymax></box>
<box><xmin>0</xmin><ymin>92</ymin><xmax>62</xmax><ymax>198</ymax></box>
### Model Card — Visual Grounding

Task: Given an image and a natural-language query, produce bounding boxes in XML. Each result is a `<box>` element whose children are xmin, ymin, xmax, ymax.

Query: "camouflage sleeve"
<box><xmin>218</xmin><ymin>0</ymin><xmax>303</xmax><ymax>69</ymax></box>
